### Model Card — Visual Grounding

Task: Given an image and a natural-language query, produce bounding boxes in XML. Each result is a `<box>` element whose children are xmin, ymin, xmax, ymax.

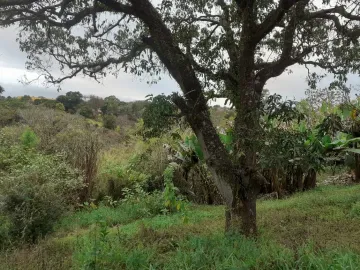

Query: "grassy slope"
<box><xmin>1</xmin><ymin>185</ymin><xmax>360</xmax><ymax>269</ymax></box>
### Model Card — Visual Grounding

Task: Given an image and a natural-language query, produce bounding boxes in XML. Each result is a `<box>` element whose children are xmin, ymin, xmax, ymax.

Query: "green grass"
<box><xmin>1</xmin><ymin>185</ymin><xmax>360</xmax><ymax>269</ymax></box>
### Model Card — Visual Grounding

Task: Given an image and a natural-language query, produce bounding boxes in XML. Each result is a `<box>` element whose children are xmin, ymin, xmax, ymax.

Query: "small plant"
<box><xmin>83</xmin><ymin>216</ymin><xmax>110</xmax><ymax>270</ymax></box>
<box><xmin>163</xmin><ymin>163</ymin><xmax>188</xmax><ymax>222</ymax></box>
<box><xmin>102</xmin><ymin>196</ymin><xmax>119</xmax><ymax>208</ymax></box>
<box><xmin>20</xmin><ymin>127</ymin><xmax>39</xmax><ymax>149</ymax></box>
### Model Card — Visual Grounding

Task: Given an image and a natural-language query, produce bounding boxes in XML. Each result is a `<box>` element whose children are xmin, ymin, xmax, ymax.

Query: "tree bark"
<box><xmin>219</xmin><ymin>74</ymin><xmax>264</xmax><ymax>235</ymax></box>
<box><xmin>225</xmin><ymin>187</ymin><xmax>258</xmax><ymax>236</ymax></box>
<box><xmin>354</xmin><ymin>154</ymin><xmax>360</xmax><ymax>183</ymax></box>
<box><xmin>294</xmin><ymin>166</ymin><xmax>304</xmax><ymax>191</ymax></box>
<box><xmin>303</xmin><ymin>168</ymin><xmax>316</xmax><ymax>190</ymax></box>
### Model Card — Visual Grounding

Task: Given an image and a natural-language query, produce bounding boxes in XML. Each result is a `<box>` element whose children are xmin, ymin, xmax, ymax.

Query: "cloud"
<box><xmin>0</xmin><ymin>82</ymin><xmax>59</xmax><ymax>98</ymax></box>
<box><xmin>0</xmin><ymin>23</ymin><xmax>307</xmax><ymax>102</ymax></box>
<box><xmin>1</xmin><ymin>24</ymin><xmax>358</xmax><ymax>104</ymax></box>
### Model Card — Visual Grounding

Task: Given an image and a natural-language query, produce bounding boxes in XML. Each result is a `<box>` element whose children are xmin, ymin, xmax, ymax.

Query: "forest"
<box><xmin>1</xmin><ymin>0</ymin><xmax>360</xmax><ymax>269</ymax></box>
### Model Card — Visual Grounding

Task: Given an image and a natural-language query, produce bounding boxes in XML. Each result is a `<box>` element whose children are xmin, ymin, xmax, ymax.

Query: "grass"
<box><xmin>1</xmin><ymin>185</ymin><xmax>360</xmax><ymax>269</ymax></box>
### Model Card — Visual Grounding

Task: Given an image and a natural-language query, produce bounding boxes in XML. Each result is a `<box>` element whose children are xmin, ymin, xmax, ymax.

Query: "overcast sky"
<box><xmin>0</xmin><ymin>24</ymin><xmax>359</xmax><ymax>103</ymax></box>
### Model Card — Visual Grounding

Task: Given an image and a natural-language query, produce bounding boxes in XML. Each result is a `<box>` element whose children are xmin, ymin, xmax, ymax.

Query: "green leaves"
<box><xmin>142</xmin><ymin>94</ymin><xmax>178</xmax><ymax>138</ymax></box>
<box><xmin>219</xmin><ymin>131</ymin><xmax>233</xmax><ymax>153</ymax></box>
<box><xmin>342</xmin><ymin>148</ymin><xmax>360</xmax><ymax>155</ymax></box>
<box><xmin>20</xmin><ymin>127</ymin><xmax>39</xmax><ymax>150</ymax></box>
<box><xmin>163</xmin><ymin>163</ymin><xmax>186</xmax><ymax>215</ymax></box>
<box><xmin>184</xmin><ymin>135</ymin><xmax>204</xmax><ymax>162</ymax></box>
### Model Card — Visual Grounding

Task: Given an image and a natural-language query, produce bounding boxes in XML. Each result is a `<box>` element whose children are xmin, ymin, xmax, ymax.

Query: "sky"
<box><xmin>0</xmin><ymin>23</ymin><xmax>359</xmax><ymax>103</ymax></box>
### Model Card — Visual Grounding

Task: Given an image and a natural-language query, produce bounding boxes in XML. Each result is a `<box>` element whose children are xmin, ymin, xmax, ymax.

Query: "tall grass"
<box><xmin>1</xmin><ymin>185</ymin><xmax>360</xmax><ymax>269</ymax></box>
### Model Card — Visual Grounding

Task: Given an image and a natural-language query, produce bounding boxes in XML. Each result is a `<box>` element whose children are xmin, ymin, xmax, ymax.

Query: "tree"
<box><xmin>0</xmin><ymin>85</ymin><xmax>4</xmax><ymax>95</ymax></box>
<box><xmin>1</xmin><ymin>0</ymin><xmax>360</xmax><ymax>236</ymax></box>
<box><xmin>87</xmin><ymin>95</ymin><xmax>105</xmax><ymax>113</ymax></box>
<box><xmin>142</xmin><ymin>94</ymin><xmax>178</xmax><ymax>137</ymax></box>
<box><xmin>103</xmin><ymin>114</ymin><xmax>117</xmax><ymax>130</ymax></box>
<box><xmin>78</xmin><ymin>103</ymin><xmax>95</xmax><ymax>118</ymax></box>
<box><xmin>101</xmin><ymin>95</ymin><xmax>124</xmax><ymax>115</ymax></box>
<box><xmin>56</xmin><ymin>91</ymin><xmax>83</xmax><ymax>113</ymax></box>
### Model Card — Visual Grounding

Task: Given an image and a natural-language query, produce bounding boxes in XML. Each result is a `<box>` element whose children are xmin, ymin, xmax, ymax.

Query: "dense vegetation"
<box><xmin>2</xmin><ymin>0</ymin><xmax>360</xmax><ymax>236</ymax></box>
<box><xmin>1</xmin><ymin>84</ymin><xmax>360</xmax><ymax>268</ymax></box>
<box><xmin>1</xmin><ymin>0</ymin><xmax>360</xmax><ymax>268</ymax></box>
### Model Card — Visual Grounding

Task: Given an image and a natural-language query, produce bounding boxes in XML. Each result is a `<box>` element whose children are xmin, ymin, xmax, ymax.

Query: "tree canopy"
<box><xmin>56</xmin><ymin>91</ymin><xmax>83</xmax><ymax>112</ymax></box>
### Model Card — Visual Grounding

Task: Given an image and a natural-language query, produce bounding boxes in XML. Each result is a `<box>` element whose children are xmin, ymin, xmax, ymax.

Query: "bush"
<box><xmin>0</xmin><ymin>105</ymin><xmax>20</xmax><ymax>127</ymax></box>
<box><xmin>96</xmin><ymin>161</ymin><xmax>151</xmax><ymax>200</ymax></box>
<box><xmin>78</xmin><ymin>104</ymin><xmax>94</xmax><ymax>119</ymax></box>
<box><xmin>20</xmin><ymin>127</ymin><xmax>39</xmax><ymax>149</ymax></box>
<box><xmin>56</xmin><ymin>187</ymin><xmax>165</xmax><ymax>232</ymax></box>
<box><xmin>103</xmin><ymin>114</ymin><xmax>117</xmax><ymax>130</ymax></box>
<box><xmin>55</xmin><ymin>128</ymin><xmax>101</xmax><ymax>202</ymax></box>
<box><xmin>0</xmin><ymin>144</ymin><xmax>83</xmax><ymax>244</ymax></box>
<box><xmin>18</xmin><ymin>106</ymin><xmax>83</xmax><ymax>151</ymax></box>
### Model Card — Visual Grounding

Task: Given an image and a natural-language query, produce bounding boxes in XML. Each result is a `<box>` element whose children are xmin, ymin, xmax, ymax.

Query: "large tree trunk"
<box><xmin>224</xmin><ymin>79</ymin><xmax>264</xmax><ymax>236</ymax></box>
<box><xmin>225</xmin><ymin>185</ymin><xmax>258</xmax><ymax>236</ymax></box>
<box><xmin>184</xmin><ymin>107</ymin><xmax>264</xmax><ymax>236</ymax></box>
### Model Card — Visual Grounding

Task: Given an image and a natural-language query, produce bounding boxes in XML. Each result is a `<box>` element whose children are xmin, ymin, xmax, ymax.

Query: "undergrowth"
<box><xmin>1</xmin><ymin>185</ymin><xmax>360</xmax><ymax>269</ymax></box>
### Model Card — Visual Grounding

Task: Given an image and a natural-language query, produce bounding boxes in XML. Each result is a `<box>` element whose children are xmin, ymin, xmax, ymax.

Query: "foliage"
<box><xmin>263</xmin><ymin>94</ymin><xmax>305</xmax><ymax>125</ymax></box>
<box><xmin>20</xmin><ymin>127</ymin><xmax>39</xmax><ymax>149</ymax></box>
<box><xmin>2</xmin><ymin>185</ymin><xmax>360</xmax><ymax>269</ymax></box>
<box><xmin>33</xmin><ymin>98</ymin><xmax>65</xmax><ymax>110</ymax></box>
<box><xmin>56</xmin><ymin>189</ymin><xmax>164</xmax><ymax>233</ymax></box>
<box><xmin>349</xmin><ymin>201</ymin><xmax>360</xmax><ymax>218</ymax></box>
<box><xmin>0</xmin><ymin>216</ymin><xmax>11</xmax><ymax>249</ymax></box>
<box><xmin>103</xmin><ymin>114</ymin><xmax>117</xmax><ymax>130</ymax></box>
<box><xmin>78</xmin><ymin>103</ymin><xmax>94</xmax><ymax>119</ymax></box>
<box><xmin>86</xmin><ymin>95</ymin><xmax>105</xmax><ymax>112</ymax></box>
<box><xmin>56</xmin><ymin>91</ymin><xmax>83</xmax><ymax>113</ymax></box>
<box><xmin>95</xmin><ymin>150</ymin><xmax>154</xmax><ymax>200</ymax></box>
<box><xmin>163</xmin><ymin>164</ymin><xmax>186</xmax><ymax>214</ymax></box>
<box><xmin>142</xmin><ymin>94</ymin><xmax>177</xmax><ymax>138</ymax></box>
<box><xmin>0</xmin><ymin>106</ymin><xmax>19</xmax><ymax>127</ymax></box>
<box><xmin>0</xmin><ymin>138</ymin><xmax>83</xmax><ymax>244</ymax></box>
<box><xmin>101</xmin><ymin>96</ymin><xmax>125</xmax><ymax>116</ymax></box>
<box><xmin>0</xmin><ymin>98</ymin><xmax>26</xmax><ymax>127</ymax></box>
<box><xmin>3</xmin><ymin>0</ymin><xmax>360</xmax><ymax>235</ymax></box>
<box><xmin>55</xmin><ymin>128</ymin><xmax>101</xmax><ymax>201</ymax></box>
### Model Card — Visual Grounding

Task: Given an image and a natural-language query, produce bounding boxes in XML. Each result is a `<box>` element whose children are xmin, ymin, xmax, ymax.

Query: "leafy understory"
<box><xmin>1</xmin><ymin>185</ymin><xmax>360</xmax><ymax>270</ymax></box>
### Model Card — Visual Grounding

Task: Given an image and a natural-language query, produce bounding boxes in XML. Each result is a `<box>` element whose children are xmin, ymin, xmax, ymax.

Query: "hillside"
<box><xmin>1</xmin><ymin>184</ymin><xmax>360</xmax><ymax>269</ymax></box>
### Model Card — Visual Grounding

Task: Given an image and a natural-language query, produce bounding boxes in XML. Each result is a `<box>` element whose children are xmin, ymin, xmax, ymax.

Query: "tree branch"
<box><xmin>0</xmin><ymin>0</ymin><xmax>38</xmax><ymax>7</ymax></box>
<box><xmin>300</xmin><ymin>60</ymin><xmax>344</xmax><ymax>75</ymax></box>
<box><xmin>254</xmin><ymin>0</ymin><xmax>306</xmax><ymax>44</ymax></box>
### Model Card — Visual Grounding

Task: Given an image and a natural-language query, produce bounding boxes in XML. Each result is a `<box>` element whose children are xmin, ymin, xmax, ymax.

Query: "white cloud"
<box><xmin>2</xmin><ymin>21</ymin><xmax>359</xmax><ymax>103</ymax></box>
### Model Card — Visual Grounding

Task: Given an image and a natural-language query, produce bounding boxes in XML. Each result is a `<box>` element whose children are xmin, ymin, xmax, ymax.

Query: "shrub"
<box><xmin>20</xmin><ymin>127</ymin><xmax>39</xmax><ymax>149</ymax></box>
<box><xmin>96</xmin><ymin>161</ymin><xmax>151</xmax><ymax>200</ymax></box>
<box><xmin>55</xmin><ymin>128</ymin><xmax>101</xmax><ymax>202</ymax></box>
<box><xmin>78</xmin><ymin>104</ymin><xmax>94</xmax><ymax>119</ymax></box>
<box><xmin>0</xmin><ymin>105</ymin><xmax>20</xmax><ymax>127</ymax></box>
<box><xmin>103</xmin><ymin>114</ymin><xmax>117</xmax><ymax>130</ymax></box>
<box><xmin>0</xmin><ymin>146</ymin><xmax>83</xmax><ymax>244</ymax></box>
<box><xmin>18</xmin><ymin>106</ymin><xmax>83</xmax><ymax>151</ymax></box>
<box><xmin>56</xmin><ymin>188</ymin><xmax>164</xmax><ymax>232</ymax></box>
